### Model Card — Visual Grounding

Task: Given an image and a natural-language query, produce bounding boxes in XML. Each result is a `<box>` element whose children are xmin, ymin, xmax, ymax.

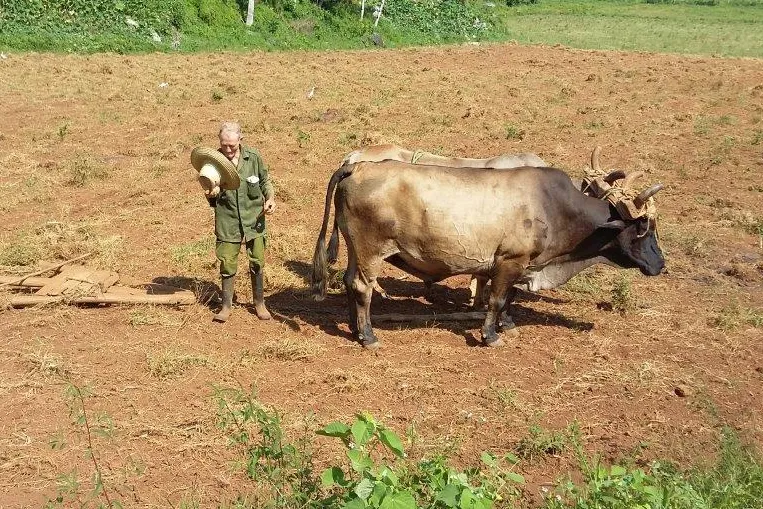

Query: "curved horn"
<box><xmin>603</xmin><ymin>169</ymin><xmax>626</xmax><ymax>184</ymax></box>
<box><xmin>633</xmin><ymin>183</ymin><xmax>664</xmax><ymax>209</ymax></box>
<box><xmin>590</xmin><ymin>146</ymin><xmax>602</xmax><ymax>172</ymax></box>
<box><xmin>622</xmin><ymin>170</ymin><xmax>645</xmax><ymax>190</ymax></box>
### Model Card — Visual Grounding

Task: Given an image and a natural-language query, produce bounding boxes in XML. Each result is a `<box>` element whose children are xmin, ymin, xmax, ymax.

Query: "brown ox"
<box><xmin>312</xmin><ymin>159</ymin><xmax>664</xmax><ymax>349</ymax></box>
<box><xmin>328</xmin><ymin>144</ymin><xmax>548</xmax><ymax>305</ymax></box>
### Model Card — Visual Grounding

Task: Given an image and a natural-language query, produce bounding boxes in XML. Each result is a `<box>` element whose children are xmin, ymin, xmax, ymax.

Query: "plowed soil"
<box><xmin>1</xmin><ymin>43</ymin><xmax>762</xmax><ymax>507</ymax></box>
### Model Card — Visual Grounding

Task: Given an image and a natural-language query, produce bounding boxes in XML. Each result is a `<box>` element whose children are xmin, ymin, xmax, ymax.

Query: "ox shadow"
<box><xmin>267</xmin><ymin>261</ymin><xmax>593</xmax><ymax>347</ymax></box>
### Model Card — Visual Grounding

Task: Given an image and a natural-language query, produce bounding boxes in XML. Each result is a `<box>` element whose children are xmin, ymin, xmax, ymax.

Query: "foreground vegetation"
<box><xmin>48</xmin><ymin>383</ymin><xmax>763</xmax><ymax>508</ymax></box>
<box><xmin>1</xmin><ymin>0</ymin><xmax>762</xmax><ymax>56</ymax></box>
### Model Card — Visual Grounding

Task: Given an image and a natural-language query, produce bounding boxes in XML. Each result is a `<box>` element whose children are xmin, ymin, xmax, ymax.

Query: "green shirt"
<box><xmin>212</xmin><ymin>145</ymin><xmax>274</xmax><ymax>243</ymax></box>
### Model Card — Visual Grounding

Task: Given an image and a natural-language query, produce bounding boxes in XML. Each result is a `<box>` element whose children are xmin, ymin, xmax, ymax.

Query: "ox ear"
<box><xmin>598</xmin><ymin>219</ymin><xmax>627</xmax><ymax>231</ymax></box>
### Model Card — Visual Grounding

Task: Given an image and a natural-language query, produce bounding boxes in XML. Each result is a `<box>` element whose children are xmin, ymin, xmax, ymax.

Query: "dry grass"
<box><xmin>64</xmin><ymin>153</ymin><xmax>110</xmax><ymax>187</ymax></box>
<box><xmin>25</xmin><ymin>347</ymin><xmax>71</xmax><ymax>379</ymax></box>
<box><xmin>170</xmin><ymin>236</ymin><xmax>216</xmax><ymax>274</ymax></box>
<box><xmin>146</xmin><ymin>348</ymin><xmax>214</xmax><ymax>379</ymax></box>
<box><xmin>128</xmin><ymin>306</ymin><xmax>184</xmax><ymax>327</ymax></box>
<box><xmin>254</xmin><ymin>337</ymin><xmax>324</xmax><ymax>362</ymax></box>
<box><xmin>0</xmin><ymin>220</ymin><xmax>124</xmax><ymax>268</ymax></box>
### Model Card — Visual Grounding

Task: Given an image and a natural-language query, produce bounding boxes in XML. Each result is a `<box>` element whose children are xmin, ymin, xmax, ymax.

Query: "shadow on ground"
<box><xmin>265</xmin><ymin>260</ymin><xmax>594</xmax><ymax>348</ymax></box>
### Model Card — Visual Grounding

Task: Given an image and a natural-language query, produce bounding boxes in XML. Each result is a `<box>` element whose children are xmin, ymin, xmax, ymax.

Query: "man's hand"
<box><xmin>205</xmin><ymin>185</ymin><xmax>221</xmax><ymax>198</ymax></box>
<box><xmin>264</xmin><ymin>197</ymin><xmax>276</xmax><ymax>215</ymax></box>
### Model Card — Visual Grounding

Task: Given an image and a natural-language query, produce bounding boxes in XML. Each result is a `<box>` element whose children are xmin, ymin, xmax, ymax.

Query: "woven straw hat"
<box><xmin>191</xmin><ymin>146</ymin><xmax>240</xmax><ymax>190</ymax></box>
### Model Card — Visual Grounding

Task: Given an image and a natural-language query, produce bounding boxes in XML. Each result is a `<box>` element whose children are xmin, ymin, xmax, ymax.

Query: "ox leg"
<box><xmin>497</xmin><ymin>287</ymin><xmax>516</xmax><ymax>332</ymax></box>
<box><xmin>343</xmin><ymin>250</ymin><xmax>359</xmax><ymax>337</ymax></box>
<box><xmin>471</xmin><ymin>276</ymin><xmax>490</xmax><ymax>309</ymax></box>
<box><xmin>351</xmin><ymin>268</ymin><xmax>379</xmax><ymax>349</ymax></box>
<box><xmin>344</xmin><ymin>242</ymin><xmax>380</xmax><ymax>348</ymax></box>
<box><xmin>481</xmin><ymin>262</ymin><xmax>522</xmax><ymax>347</ymax></box>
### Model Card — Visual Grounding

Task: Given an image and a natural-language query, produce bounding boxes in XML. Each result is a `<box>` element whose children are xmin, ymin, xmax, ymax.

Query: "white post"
<box><xmin>361</xmin><ymin>0</ymin><xmax>365</xmax><ymax>19</ymax></box>
<box><xmin>374</xmin><ymin>0</ymin><xmax>385</xmax><ymax>27</ymax></box>
<box><xmin>245</xmin><ymin>0</ymin><xmax>255</xmax><ymax>26</ymax></box>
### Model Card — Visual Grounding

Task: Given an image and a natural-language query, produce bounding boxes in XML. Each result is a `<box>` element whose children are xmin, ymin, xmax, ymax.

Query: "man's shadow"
<box><xmin>274</xmin><ymin>260</ymin><xmax>593</xmax><ymax>347</ymax></box>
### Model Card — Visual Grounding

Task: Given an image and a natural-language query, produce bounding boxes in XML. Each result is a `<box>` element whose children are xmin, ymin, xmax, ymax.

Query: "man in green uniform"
<box><xmin>204</xmin><ymin>121</ymin><xmax>276</xmax><ymax>322</ymax></box>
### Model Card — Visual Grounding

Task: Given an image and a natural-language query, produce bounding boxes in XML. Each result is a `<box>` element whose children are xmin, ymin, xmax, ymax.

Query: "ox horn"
<box><xmin>622</xmin><ymin>170</ymin><xmax>645</xmax><ymax>190</ymax></box>
<box><xmin>603</xmin><ymin>169</ymin><xmax>626</xmax><ymax>184</ymax></box>
<box><xmin>633</xmin><ymin>183</ymin><xmax>664</xmax><ymax>209</ymax></box>
<box><xmin>590</xmin><ymin>145</ymin><xmax>602</xmax><ymax>172</ymax></box>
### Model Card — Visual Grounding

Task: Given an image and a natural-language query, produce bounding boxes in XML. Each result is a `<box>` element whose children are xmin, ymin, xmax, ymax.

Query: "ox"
<box><xmin>327</xmin><ymin>144</ymin><xmax>548</xmax><ymax>305</ymax></box>
<box><xmin>311</xmin><ymin>160</ymin><xmax>664</xmax><ymax>349</ymax></box>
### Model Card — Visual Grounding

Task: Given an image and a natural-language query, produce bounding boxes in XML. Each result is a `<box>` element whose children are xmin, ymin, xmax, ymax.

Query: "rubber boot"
<box><xmin>250</xmin><ymin>268</ymin><xmax>271</xmax><ymax>320</ymax></box>
<box><xmin>213</xmin><ymin>275</ymin><xmax>235</xmax><ymax>322</ymax></box>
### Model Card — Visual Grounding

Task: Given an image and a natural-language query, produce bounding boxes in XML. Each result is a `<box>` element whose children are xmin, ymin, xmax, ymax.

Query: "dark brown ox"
<box><xmin>312</xmin><ymin>160</ymin><xmax>664</xmax><ymax>349</ymax></box>
<box><xmin>328</xmin><ymin>144</ymin><xmax>548</xmax><ymax>304</ymax></box>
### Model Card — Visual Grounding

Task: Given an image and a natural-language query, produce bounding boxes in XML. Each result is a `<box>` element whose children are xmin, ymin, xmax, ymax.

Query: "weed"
<box><xmin>673</xmin><ymin>232</ymin><xmax>710</xmax><ymax>258</ymax></box>
<box><xmin>611</xmin><ymin>273</ymin><xmax>636</xmax><ymax>315</ymax></box>
<box><xmin>213</xmin><ymin>387</ymin><xmax>525</xmax><ymax>508</ymax></box>
<box><xmin>504</xmin><ymin>123</ymin><xmax>525</xmax><ymax>140</ymax></box>
<box><xmin>57</xmin><ymin>123</ymin><xmax>69</xmax><ymax>140</ymax></box>
<box><xmin>542</xmin><ymin>426</ymin><xmax>763</xmax><ymax>509</ymax></box>
<box><xmin>212</xmin><ymin>90</ymin><xmax>224</xmax><ymax>102</ymax></box>
<box><xmin>752</xmin><ymin>129</ymin><xmax>763</xmax><ymax>145</ymax></box>
<box><xmin>45</xmin><ymin>380</ymin><xmax>120</xmax><ymax>508</ymax></box>
<box><xmin>318</xmin><ymin>412</ymin><xmax>524</xmax><ymax>508</ymax></box>
<box><xmin>339</xmin><ymin>132</ymin><xmax>359</xmax><ymax>146</ymax></box>
<box><xmin>712</xmin><ymin>304</ymin><xmax>763</xmax><ymax>330</ymax></box>
<box><xmin>66</xmin><ymin>155</ymin><xmax>109</xmax><ymax>187</ymax></box>
<box><xmin>515</xmin><ymin>424</ymin><xmax>569</xmax><ymax>461</ymax></box>
<box><xmin>213</xmin><ymin>385</ymin><xmax>319</xmax><ymax>508</ymax></box>
<box><xmin>296</xmin><ymin>129</ymin><xmax>311</xmax><ymax>148</ymax></box>
<box><xmin>490</xmin><ymin>385</ymin><xmax>520</xmax><ymax>410</ymax></box>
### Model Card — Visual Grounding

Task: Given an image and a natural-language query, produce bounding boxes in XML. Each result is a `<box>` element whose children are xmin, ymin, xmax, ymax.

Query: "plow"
<box><xmin>1</xmin><ymin>254</ymin><xmax>196</xmax><ymax>308</ymax></box>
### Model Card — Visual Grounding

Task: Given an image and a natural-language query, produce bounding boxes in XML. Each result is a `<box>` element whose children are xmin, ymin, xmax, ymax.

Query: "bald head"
<box><xmin>218</xmin><ymin>121</ymin><xmax>242</xmax><ymax>162</ymax></box>
<box><xmin>219</xmin><ymin>121</ymin><xmax>242</xmax><ymax>140</ymax></box>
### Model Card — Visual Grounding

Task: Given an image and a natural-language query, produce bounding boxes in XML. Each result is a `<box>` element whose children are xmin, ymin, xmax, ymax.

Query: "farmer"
<box><xmin>193</xmin><ymin>121</ymin><xmax>276</xmax><ymax>322</ymax></box>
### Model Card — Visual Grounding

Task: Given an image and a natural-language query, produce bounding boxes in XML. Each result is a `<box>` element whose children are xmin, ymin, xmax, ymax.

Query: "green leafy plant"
<box><xmin>213</xmin><ymin>387</ymin><xmax>524</xmax><ymax>508</ymax></box>
<box><xmin>542</xmin><ymin>426</ymin><xmax>763</xmax><ymax>509</ymax></box>
<box><xmin>503</xmin><ymin>124</ymin><xmax>525</xmax><ymax>140</ymax></box>
<box><xmin>317</xmin><ymin>412</ymin><xmax>524</xmax><ymax>508</ymax></box>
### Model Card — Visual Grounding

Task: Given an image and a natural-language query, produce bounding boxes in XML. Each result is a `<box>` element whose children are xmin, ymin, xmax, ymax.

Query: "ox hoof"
<box><xmin>362</xmin><ymin>340</ymin><xmax>380</xmax><ymax>350</ymax></box>
<box><xmin>485</xmin><ymin>337</ymin><xmax>505</xmax><ymax>348</ymax></box>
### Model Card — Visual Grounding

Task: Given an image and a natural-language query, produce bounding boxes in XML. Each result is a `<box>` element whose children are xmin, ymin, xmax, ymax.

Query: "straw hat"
<box><xmin>190</xmin><ymin>146</ymin><xmax>240</xmax><ymax>191</ymax></box>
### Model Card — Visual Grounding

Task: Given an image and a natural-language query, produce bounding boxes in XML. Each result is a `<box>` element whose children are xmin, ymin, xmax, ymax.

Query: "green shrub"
<box><xmin>213</xmin><ymin>386</ymin><xmax>525</xmax><ymax>508</ymax></box>
<box><xmin>543</xmin><ymin>427</ymin><xmax>763</xmax><ymax>509</ymax></box>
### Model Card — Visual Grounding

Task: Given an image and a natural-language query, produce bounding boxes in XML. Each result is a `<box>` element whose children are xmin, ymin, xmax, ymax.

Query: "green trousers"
<box><xmin>216</xmin><ymin>237</ymin><xmax>265</xmax><ymax>277</ymax></box>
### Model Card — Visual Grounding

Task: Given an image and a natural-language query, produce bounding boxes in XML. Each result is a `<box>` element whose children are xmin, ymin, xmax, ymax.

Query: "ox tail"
<box><xmin>311</xmin><ymin>162</ymin><xmax>355</xmax><ymax>300</ymax></box>
<box><xmin>327</xmin><ymin>217</ymin><xmax>340</xmax><ymax>265</ymax></box>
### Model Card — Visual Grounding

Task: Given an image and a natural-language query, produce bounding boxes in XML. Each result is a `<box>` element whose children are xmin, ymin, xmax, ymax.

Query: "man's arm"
<box><xmin>257</xmin><ymin>154</ymin><xmax>275</xmax><ymax>200</ymax></box>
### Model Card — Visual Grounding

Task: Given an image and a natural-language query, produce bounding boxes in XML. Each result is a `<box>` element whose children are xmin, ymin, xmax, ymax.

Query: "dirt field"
<box><xmin>1</xmin><ymin>43</ymin><xmax>762</xmax><ymax>507</ymax></box>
